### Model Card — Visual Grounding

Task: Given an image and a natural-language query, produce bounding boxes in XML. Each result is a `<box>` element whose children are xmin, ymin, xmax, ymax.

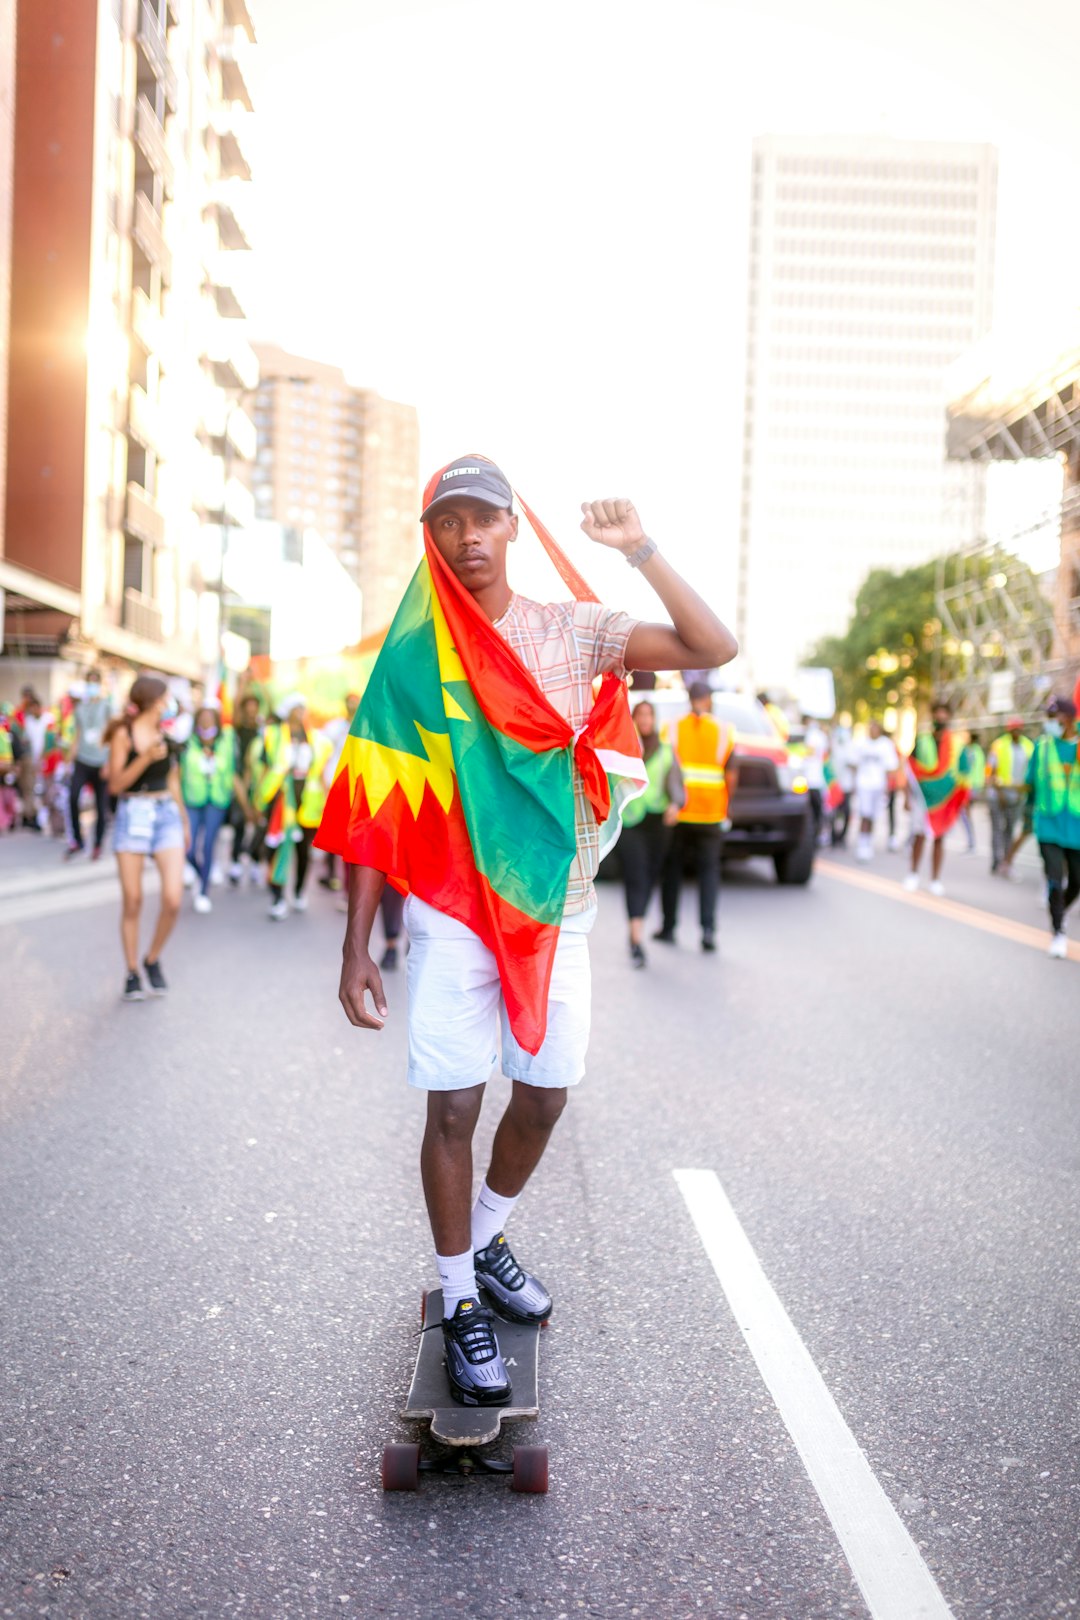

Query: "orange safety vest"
<box><xmin>675</xmin><ymin>712</ymin><xmax>734</xmax><ymax>824</ymax></box>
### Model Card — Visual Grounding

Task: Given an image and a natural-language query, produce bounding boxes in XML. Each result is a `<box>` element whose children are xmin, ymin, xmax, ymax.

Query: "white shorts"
<box><xmin>855</xmin><ymin>785</ymin><xmax>887</xmax><ymax>823</ymax></box>
<box><xmin>403</xmin><ymin>894</ymin><xmax>595</xmax><ymax>1092</ymax></box>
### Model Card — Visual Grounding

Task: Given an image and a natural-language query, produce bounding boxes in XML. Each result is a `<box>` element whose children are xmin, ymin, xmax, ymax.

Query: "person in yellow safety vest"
<box><xmin>181</xmin><ymin>705</ymin><xmax>245</xmax><ymax>914</ymax></box>
<box><xmin>255</xmin><ymin>693</ymin><xmax>333</xmax><ymax>921</ymax></box>
<box><xmin>987</xmin><ymin>714</ymin><xmax>1034</xmax><ymax>878</ymax></box>
<box><xmin>1025</xmin><ymin>694</ymin><xmax>1080</xmax><ymax>959</ymax></box>
<box><xmin>655</xmin><ymin>681</ymin><xmax>737</xmax><ymax>953</ymax></box>
<box><xmin>620</xmin><ymin>699</ymin><xmax>686</xmax><ymax>969</ymax></box>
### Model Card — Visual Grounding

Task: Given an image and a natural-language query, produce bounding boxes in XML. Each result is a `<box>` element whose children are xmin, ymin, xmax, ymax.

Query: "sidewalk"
<box><xmin>0</xmin><ymin>825</ymin><xmax>160</xmax><ymax>927</ymax></box>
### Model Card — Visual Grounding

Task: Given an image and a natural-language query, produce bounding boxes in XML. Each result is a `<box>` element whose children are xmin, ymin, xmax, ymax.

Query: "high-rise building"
<box><xmin>0</xmin><ymin>0</ymin><xmax>257</xmax><ymax>695</ymax></box>
<box><xmin>737</xmin><ymin>134</ymin><xmax>998</xmax><ymax>689</ymax></box>
<box><xmin>252</xmin><ymin>343</ymin><xmax>420</xmax><ymax>635</ymax></box>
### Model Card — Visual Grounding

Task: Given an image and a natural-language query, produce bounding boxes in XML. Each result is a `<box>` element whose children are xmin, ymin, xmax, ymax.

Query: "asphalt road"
<box><xmin>0</xmin><ymin>813</ymin><xmax>1076</xmax><ymax>1620</ymax></box>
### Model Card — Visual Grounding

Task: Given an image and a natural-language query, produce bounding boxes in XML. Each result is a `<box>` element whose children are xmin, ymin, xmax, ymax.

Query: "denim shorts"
<box><xmin>113</xmin><ymin>795</ymin><xmax>185</xmax><ymax>856</ymax></box>
<box><xmin>403</xmin><ymin>894</ymin><xmax>596</xmax><ymax>1092</ymax></box>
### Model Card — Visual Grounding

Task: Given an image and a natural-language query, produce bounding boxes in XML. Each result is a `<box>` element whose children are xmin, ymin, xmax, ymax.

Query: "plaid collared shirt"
<box><xmin>493</xmin><ymin>594</ymin><xmax>639</xmax><ymax>915</ymax></box>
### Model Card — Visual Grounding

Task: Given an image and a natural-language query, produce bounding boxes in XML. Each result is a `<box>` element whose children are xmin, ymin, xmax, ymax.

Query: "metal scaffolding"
<box><xmin>943</xmin><ymin>328</ymin><xmax>1080</xmax><ymax>724</ymax></box>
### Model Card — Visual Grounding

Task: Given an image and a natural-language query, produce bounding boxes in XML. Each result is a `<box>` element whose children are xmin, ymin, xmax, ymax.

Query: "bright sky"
<box><xmin>245</xmin><ymin>0</ymin><xmax>1080</xmax><ymax>628</ymax></box>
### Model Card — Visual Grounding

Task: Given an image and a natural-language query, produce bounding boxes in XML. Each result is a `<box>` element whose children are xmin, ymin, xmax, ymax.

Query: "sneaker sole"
<box><xmin>445</xmin><ymin>1377</ymin><xmax>514</xmax><ymax>1407</ymax></box>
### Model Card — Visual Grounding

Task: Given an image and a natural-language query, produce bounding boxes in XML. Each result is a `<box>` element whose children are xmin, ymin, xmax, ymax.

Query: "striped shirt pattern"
<box><xmin>493</xmin><ymin>595</ymin><xmax>638</xmax><ymax>914</ymax></box>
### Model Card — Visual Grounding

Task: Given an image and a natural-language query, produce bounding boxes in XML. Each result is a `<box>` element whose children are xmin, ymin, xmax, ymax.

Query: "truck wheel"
<box><xmin>774</xmin><ymin>815</ymin><xmax>815</xmax><ymax>885</ymax></box>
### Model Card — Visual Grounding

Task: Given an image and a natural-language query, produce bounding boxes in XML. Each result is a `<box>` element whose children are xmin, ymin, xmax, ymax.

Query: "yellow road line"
<box><xmin>816</xmin><ymin>859</ymin><xmax>1080</xmax><ymax>962</ymax></box>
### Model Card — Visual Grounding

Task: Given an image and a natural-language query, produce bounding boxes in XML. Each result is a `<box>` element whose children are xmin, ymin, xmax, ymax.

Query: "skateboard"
<box><xmin>381</xmin><ymin>1287</ymin><xmax>549</xmax><ymax>1492</ymax></box>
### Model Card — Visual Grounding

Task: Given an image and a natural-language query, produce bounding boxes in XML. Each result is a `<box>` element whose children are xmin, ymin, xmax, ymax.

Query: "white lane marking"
<box><xmin>674</xmin><ymin>1168</ymin><xmax>955</xmax><ymax>1620</ymax></box>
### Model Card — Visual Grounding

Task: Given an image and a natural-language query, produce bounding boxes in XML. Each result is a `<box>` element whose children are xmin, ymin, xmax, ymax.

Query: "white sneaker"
<box><xmin>291</xmin><ymin>893</ymin><xmax>308</xmax><ymax>912</ymax></box>
<box><xmin>887</xmin><ymin>835</ymin><xmax>901</xmax><ymax>853</ymax></box>
<box><xmin>929</xmin><ymin>880</ymin><xmax>945</xmax><ymax>897</ymax></box>
<box><xmin>269</xmin><ymin>898</ymin><xmax>289</xmax><ymax>921</ymax></box>
<box><xmin>193</xmin><ymin>893</ymin><xmax>213</xmax><ymax>914</ymax></box>
<box><xmin>1048</xmin><ymin>932</ymin><xmax>1068</xmax><ymax>959</ymax></box>
<box><xmin>902</xmin><ymin>873</ymin><xmax>920</xmax><ymax>892</ymax></box>
<box><xmin>183</xmin><ymin>864</ymin><xmax>196</xmax><ymax>889</ymax></box>
<box><xmin>210</xmin><ymin>863</ymin><xmax>225</xmax><ymax>887</ymax></box>
<box><xmin>228</xmin><ymin>861</ymin><xmax>242</xmax><ymax>883</ymax></box>
<box><xmin>856</xmin><ymin>836</ymin><xmax>872</xmax><ymax>862</ymax></box>
<box><xmin>249</xmin><ymin>863</ymin><xmax>265</xmax><ymax>888</ymax></box>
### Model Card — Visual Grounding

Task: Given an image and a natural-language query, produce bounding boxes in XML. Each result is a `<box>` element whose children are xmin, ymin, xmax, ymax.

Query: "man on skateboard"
<box><xmin>320</xmin><ymin>456</ymin><xmax>735</xmax><ymax>1406</ymax></box>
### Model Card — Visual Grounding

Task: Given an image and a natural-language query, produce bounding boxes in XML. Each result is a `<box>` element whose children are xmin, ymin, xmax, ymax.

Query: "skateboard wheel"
<box><xmin>381</xmin><ymin>1443</ymin><xmax>420</xmax><ymax>1491</ymax></box>
<box><xmin>510</xmin><ymin>1445</ymin><xmax>548</xmax><ymax>1494</ymax></box>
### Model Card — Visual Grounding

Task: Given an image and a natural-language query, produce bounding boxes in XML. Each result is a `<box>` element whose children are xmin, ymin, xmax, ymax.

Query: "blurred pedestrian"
<box><xmin>796</xmin><ymin>715</ymin><xmax>829</xmax><ymax>846</ymax></box>
<box><xmin>255</xmin><ymin>694</ymin><xmax>332</xmax><ymax>920</ymax></box>
<box><xmin>903</xmin><ymin>699</ymin><xmax>971</xmax><ymax>897</ymax></box>
<box><xmin>828</xmin><ymin>726</ymin><xmax>855</xmax><ymax>847</ymax></box>
<box><xmin>226</xmin><ymin>692</ymin><xmax>264</xmax><ymax>886</ymax></box>
<box><xmin>620</xmin><ymin>699</ymin><xmax>685</xmax><ymax>967</ymax></box>
<box><xmin>104</xmin><ymin>675</ymin><xmax>187</xmax><ymax>1001</ymax></box>
<box><xmin>66</xmin><ymin>668</ymin><xmax>112</xmax><ymax>859</ymax></box>
<box><xmin>850</xmin><ymin>719</ymin><xmax>898</xmax><ymax>862</ymax></box>
<box><xmin>13</xmin><ymin>689</ymin><xmax>53</xmax><ymax>830</ymax></box>
<box><xmin>958</xmin><ymin>730</ymin><xmax>986</xmax><ymax>854</ymax></box>
<box><xmin>656</xmin><ymin>681</ymin><xmax>735</xmax><ymax>952</ymax></box>
<box><xmin>0</xmin><ymin>709</ymin><xmax>18</xmax><ymax>831</ymax></box>
<box><xmin>319</xmin><ymin>692</ymin><xmax>360</xmax><ymax>892</ymax></box>
<box><xmin>378</xmin><ymin>887</ymin><xmax>406</xmax><ymax>970</ymax></box>
<box><xmin>181</xmin><ymin>705</ymin><xmax>241</xmax><ymax>914</ymax></box>
<box><xmin>987</xmin><ymin>716</ymin><xmax>1033</xmax><ymax>878</ymax></box>
<box><xmin>1025</xmin><ymin>696</ymin><xmax>1080</xmax><ymax>960</ymax></box>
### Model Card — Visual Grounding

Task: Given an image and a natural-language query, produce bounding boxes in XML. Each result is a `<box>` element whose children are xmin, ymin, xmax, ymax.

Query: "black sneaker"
<box><xmin>702</xmin><ymin>932</ymin><xmax>716</xmax><ymax>953</ymax></box>
<box><xmin>123</xmin><ymin>971</ymin><xmax>145</xmax><ymax>1002</ymax></box>
<box><xmin>441</xmin><ymin>1297</ymin><xmax>512</xmax><ymax>1406</ymax></box>
<box><xmin>143</xmin><ymin>958</ymin><xmax>168</xmax><ymax>996</ymax></box>
<box><xmin>652</xmin><ymin>928</ymin><xmax>676</xmax><ymax>944</ymax></box>
<box><xmin>380</xmin><ymin>943</ymin><xmax>398</xmax><ymax>971</ymax></box>
<box><xmin>630</xmin><ymin>941</ymin><xmax>646</xmax><ymax>968</ymax></box>
<box><xmin>475</xmin><ymin>1232</ymin><xmax>552</xmax><ymax>1324</ymax></box>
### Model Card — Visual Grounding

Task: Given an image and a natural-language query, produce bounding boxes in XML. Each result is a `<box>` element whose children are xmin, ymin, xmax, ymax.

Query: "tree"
<box><xmin>803</xmin><ymin>547</ymin><xmax>1051</xmax><ymax>720</ymax></box>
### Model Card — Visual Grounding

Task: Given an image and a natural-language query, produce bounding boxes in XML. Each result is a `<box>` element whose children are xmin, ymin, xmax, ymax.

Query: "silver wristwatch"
<box><xmin>625</xmin><ymin>537</ymin><xmax>658</xmax><ymax>569</ymax></box>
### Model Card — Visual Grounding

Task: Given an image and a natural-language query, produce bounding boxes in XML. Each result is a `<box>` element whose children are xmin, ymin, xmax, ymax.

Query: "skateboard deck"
<box><xmin>404</xmin><ymin>1287</ymin><xmax>540</xmax><ymax>1446</ymax></box>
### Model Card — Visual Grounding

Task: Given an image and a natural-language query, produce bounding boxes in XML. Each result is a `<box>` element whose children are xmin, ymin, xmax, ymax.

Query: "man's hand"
<box><xmin>662</xmin><ymin>804</ymin><xmax>680</xmax><ymax>827</ymax></box>
<box><xmin>339</xmin><ymin>947</ymin><xmax>388</xmax><ymax>1030</ymax></box>
<box><xmin>580</xmin><ymin>499</ymin><xmax>646</xmax><ymax>555</ymax></box>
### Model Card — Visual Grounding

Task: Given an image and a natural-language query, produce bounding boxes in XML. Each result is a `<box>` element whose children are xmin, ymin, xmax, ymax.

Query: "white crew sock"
<box><xmin>435</xmin><ymin>1248</ymin><xmax>477</xmax><ymax>1316</ymax></box>
<box><xmin>471</xmin><ymin>1180</ymin><xmax>520</xmax><ymax>1254</ymax></box>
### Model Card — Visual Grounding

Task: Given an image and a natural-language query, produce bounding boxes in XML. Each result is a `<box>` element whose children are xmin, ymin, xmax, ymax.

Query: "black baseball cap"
<box><xmin>420</xmin><ymin>456</ymin><xmax>513</xmax><ymax>523</ymax></box>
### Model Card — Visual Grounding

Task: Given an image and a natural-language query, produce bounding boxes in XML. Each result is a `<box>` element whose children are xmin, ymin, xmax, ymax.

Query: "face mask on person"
<box><xmin>1044</xmin><ymin>719</ymin><xmax>1064</xmax><ymax>739</ymax></box>
<box><xmin>85</xmin><ymin>681</ymin><xmax>101</xmax><ymax>698</ymax></box>
<box><xmin>196</xmin><ymin>724</ymin><xmax>218</xmax><ymax>742</ymax></box>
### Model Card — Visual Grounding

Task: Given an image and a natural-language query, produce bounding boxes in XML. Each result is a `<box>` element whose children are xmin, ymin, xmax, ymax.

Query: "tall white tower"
<box><xmin>737</xmin><ymin>134</ymin><xmax>998</xmax><ymax>691</ymax></box>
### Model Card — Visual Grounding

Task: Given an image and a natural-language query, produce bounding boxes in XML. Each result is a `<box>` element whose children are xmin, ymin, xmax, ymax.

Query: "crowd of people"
<box><xmin>611</xmin><ymin>684</ymin><xmax>1080</xmax><ymax>964</ymax></box>
<box><xmin>3</xmin><ymin>665</ymin><xmax>1078</xmax><ymax>991</ymax></box>
<box><xmin>0</xmin><ymin>673</ymin><xmax>397</xmax><ymax>999</ymax></box>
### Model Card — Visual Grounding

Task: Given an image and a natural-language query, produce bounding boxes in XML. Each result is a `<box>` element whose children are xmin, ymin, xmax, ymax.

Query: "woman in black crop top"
<box><xmin>105</xmin><ymin>675</ymin><xmax>189</xmax><ymax>1002</ymax></box>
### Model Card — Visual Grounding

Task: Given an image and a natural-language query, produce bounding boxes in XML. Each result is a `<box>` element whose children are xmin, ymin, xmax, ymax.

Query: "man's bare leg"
<box><xmin>910</xmin><ymin>833</ymin><xmax>925</xmax><ymax>875</ymax></box>
<box><xmin>421</xmin><ymin>1084</ymin><xmax>485</xmax><ymax>1255</ymax></box>
<box><xmin>485</xmin><ymin>1081</ymin><xmax>567</xmax><ymax>1199</ymax></box>
<box><xmin>931</xmin><ymin>836</ymin><xmax>946</xmax><ymax>881</ymax></box>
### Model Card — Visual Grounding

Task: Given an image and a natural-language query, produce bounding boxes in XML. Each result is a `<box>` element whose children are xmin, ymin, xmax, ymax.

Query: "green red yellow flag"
<box><xmin>315</xmin><ymin>460</ymin><xmax>646</xmax><ymax>1054</ymax></box>
<box><xmin>907</xmin><ymin>730</ymin><xmax>971</xmax><ymax>837</ymax></box>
